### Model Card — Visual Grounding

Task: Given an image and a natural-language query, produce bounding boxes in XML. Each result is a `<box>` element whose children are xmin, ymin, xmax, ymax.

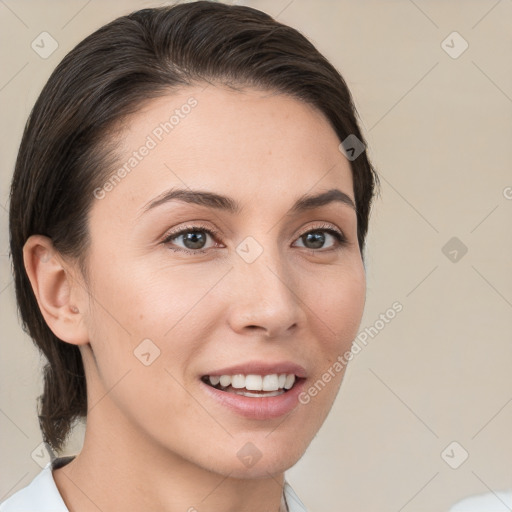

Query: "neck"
<box><xmin>53</xmin><ymin>395</ymin><xmax>286</xmax><ymax>512</ymax></box>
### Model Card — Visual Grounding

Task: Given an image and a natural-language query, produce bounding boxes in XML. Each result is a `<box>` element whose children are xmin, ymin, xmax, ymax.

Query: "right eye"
<box><xmin>162</xmin><ymin>224</ymin><xmax>223</xmax><ymax>254</ymax></box>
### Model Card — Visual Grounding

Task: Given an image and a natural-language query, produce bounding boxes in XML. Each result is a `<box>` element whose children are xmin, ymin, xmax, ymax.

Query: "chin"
<box><xmin>212</xmin><ymin>435</ymin><xmax>309</xmax><ymax>479</ymax></box>
<box><xmin>220</xmin><ymin>453</ymin><xmax>303</xmax><ymax>480</ymax></box>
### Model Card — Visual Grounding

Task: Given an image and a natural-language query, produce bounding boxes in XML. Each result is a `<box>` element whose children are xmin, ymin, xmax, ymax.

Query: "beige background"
<box><xmin>1</xmin><ymin>1</ymin><xmax>511</xmax><ymax>511</ymax></box>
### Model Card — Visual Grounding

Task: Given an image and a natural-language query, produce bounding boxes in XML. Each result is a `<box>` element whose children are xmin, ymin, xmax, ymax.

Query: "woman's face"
<box><xmin>77</xmin><ymin>85</ymin><xmax>366</xmax><ymax>477</ymax></box>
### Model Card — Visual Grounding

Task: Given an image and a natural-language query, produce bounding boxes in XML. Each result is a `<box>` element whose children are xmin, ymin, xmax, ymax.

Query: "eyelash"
<box><xmin>161</xmin><ymin>222</ymin><xmax>348</xmax><ymax>256</ymax></box>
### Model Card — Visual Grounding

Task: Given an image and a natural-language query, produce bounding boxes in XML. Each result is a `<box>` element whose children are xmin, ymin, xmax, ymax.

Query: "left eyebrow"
<box><xmin>141</xmin><ymin>187</ymin><xmax>356</xmax><ymax>216</ymax></box>
<box><xmin>289</xmin><ymin>188</ymin><xmax>356</xmax><ymax>213</ymax></box>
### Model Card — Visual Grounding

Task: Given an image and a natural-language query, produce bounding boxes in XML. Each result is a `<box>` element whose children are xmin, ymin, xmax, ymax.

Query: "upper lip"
<box><xmin>203</xmin><ymin>361</ymin><xmax>307</xmax><ymax>379</ymax></box>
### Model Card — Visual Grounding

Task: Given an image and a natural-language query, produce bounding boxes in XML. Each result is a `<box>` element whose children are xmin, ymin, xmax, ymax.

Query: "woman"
<box><xmin>1</xmin><ymin>2</ymin><xmax>379</xmax><ymax>510</ymax></box>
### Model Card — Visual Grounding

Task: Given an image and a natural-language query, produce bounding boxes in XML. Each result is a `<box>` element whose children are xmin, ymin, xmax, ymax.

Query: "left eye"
<box><xmin>293</xmin><ymin>228</ymin><xmax>346</xmax><ymax>251</ymax></box>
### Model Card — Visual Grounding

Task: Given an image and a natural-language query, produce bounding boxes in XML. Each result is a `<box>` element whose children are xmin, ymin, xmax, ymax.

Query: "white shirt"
<box><xmin>448</xmin><ymin>490</ymin><xmax>512</xmax><ymax>511</ymax></box>
<box><xmin>0</xmin><ymin>457</ymin><xmax>308</xmax><ymax>512</ymax></box>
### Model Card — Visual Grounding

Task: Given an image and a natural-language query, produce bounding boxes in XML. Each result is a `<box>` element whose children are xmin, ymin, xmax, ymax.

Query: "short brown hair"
<box><xmin>9</xmin><ymin>1</ymin><xmax>380</xmax><ymax>452</ymax></box>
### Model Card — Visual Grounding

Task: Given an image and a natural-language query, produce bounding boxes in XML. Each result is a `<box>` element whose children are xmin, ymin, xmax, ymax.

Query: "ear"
<box><xmin>23</xmin><ymin>234</ymin><xmax>89</xmax><ymax>346</ymax></box>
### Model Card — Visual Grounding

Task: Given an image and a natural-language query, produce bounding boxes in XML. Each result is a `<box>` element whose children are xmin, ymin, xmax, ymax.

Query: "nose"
<box><xmin>226</xmin><ymin>247</ymin><xmax>305</xmax><ymax>339</ymax></box>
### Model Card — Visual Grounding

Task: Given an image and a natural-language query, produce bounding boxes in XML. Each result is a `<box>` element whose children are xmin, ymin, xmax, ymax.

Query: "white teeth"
<box><xmin>207</xmin><ymin>373</ymin><xmax>297</xmax><ymax>391</ymax></box>
<box><xmin>231</xmin><ymin>374</ymin><xmax>245</xmax><ymax>389</ymax></box>
<box><xmin>219</xmin><ymin>375</ymin><xmax>231</xmax><ymax>387</ymax></box>
<box><xmin>284</xmin><ymin>374</ymin><xmax>295</xmax><ymax>390</ymax></box>
<box><xmin>245</xmin><ymin>375</ymin><xmax>262</xmax><ymax>391</ymax></box>
<box><xmin>262</xmin><ymin>374</ymin><xmax>279</xmax><ymax>391</ymax></box>
<box><xmin>209</xmin><ymin>375</ymin><xmax>221</xmax><ymax>386</ymax></box>
<box><xmin>233</xmin><ymin>389</ymin><xmax>285</xmax><ymax>398</ymax></box>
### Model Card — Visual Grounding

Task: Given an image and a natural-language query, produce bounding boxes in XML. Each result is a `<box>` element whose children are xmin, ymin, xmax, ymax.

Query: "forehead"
<box><xmin>92</xmin><ymin>84</ymin><xmax>354</xmax><ymax>222</ymax></box>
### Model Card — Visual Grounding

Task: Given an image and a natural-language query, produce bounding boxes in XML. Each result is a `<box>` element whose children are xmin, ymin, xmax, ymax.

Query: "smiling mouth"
<box><xmin>201</xmin><ymin>373</ymin><xmax>301</xmax><ymax>398</ymax></box>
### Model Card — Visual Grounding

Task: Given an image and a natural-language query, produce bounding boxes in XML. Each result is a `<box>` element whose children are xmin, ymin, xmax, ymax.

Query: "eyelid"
<box><xmin>295</xmin><ymin>221</ymin><xmax>344</xmax><ymax>239</ymax></box>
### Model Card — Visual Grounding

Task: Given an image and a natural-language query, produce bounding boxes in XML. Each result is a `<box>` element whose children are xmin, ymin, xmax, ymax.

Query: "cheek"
<box><xmin>81</xmin><ymin>267</ymin><xmax>194</xmax><ymax>432</ymax></box>
<box><xmin>297</xmin><ymin>261</ymin><xmax>365</xmax><ymax>409</ymax></box>
<box><xmin>303</xmin><ymin>260</ymin><xmax>366</xmax><ymax>348</ymax></box>
<box><xmin>86</xmin><ymin>250</ymin><xmax>211</xmax><ymax>337</ymax></box>
<box><xmin>83</xmin><ymin>254</ymin><xmax>229</xmax><ymax>386</ymax></box>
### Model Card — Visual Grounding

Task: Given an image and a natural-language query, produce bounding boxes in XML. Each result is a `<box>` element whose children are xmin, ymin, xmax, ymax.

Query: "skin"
<box><xmin>23</xmin><ymin>84</ymin><xmax>366</xmax><ymax>512</ymax></box>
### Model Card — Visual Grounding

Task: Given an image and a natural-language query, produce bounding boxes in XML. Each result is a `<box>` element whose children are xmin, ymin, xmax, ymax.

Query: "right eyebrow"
<box><xmin>142</xmin><ymin>188</ymin><xmax>242</xmax><ymax>215</ymax></box>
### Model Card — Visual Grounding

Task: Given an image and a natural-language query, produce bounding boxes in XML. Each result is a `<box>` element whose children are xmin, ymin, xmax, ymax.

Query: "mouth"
<box><xmin>198</xmin><ymin>361</ymin><xmax>308</xmax><ymax>419</ymax></box>
<box><xmin>200</xmin><ymin>373</ymin><xmax>303</xmax><ymax>398</ymax></box>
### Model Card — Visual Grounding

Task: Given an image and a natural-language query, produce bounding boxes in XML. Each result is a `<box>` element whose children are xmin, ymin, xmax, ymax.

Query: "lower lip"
<box><xmin>200</xmin><ymin>379</ymin><xmax>306</xmax><ymax>420</ymax></box>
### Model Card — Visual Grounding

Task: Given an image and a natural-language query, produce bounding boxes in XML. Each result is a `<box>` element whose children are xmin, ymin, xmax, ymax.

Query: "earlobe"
<box><xmin>23</xmin><ymin>234</ymin><xmax>89</xmax><ymax>346</ymax></box>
